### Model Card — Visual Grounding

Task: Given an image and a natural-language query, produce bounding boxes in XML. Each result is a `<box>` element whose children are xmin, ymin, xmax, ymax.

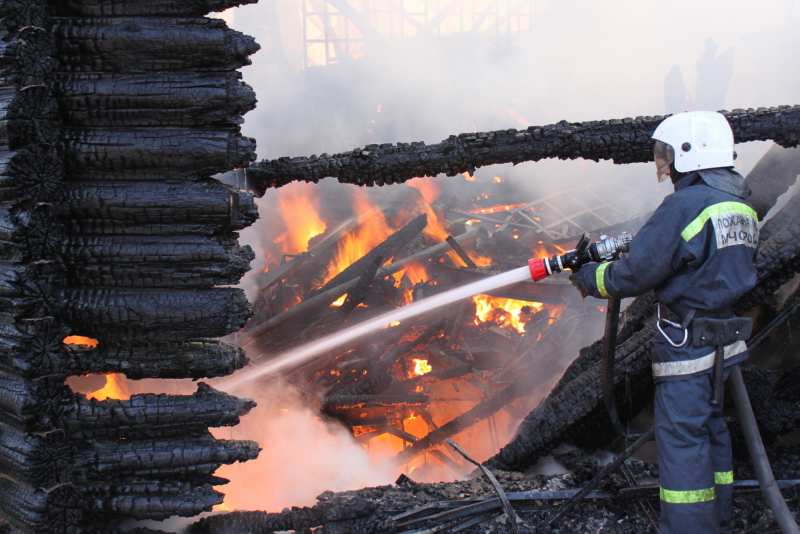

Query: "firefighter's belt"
<box><xmin>690</xmin><ymin>316</ymin><xmax>752</xmax><ymax>348</ymax></box>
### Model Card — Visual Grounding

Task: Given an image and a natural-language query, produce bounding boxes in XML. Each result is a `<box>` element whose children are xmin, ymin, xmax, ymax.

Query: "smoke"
<box><xmin>228</xmin><ymin>0</ymin><xmax>800</xmax><ymax>260</ymax></box>
<box><xmin>211</xmin><ymin>381</ymin><xmax>398</xmax><ymax>511</ymax></box>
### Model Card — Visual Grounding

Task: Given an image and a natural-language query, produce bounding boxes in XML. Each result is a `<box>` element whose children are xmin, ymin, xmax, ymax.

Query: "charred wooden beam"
<box><xmin>63</xmin><ymin>287</ymin><xmax>251</xmax><ymax>342</ymax></box>
<box><xmin>312</xmin><ymin>214</ymin><xmax>427</xmax><ymax>297</ymax></box>
<box><xmin>74</xmin><ymin>434</ymin><xmax>260</xmax><ymax>482</ymax></box>
<box><xmin>62</xmin><ymin>128</ymin><xmax>256</xmax><ymax>180</ymax></box>
<box><xmin>0</xmin><ymin>372</ymin><xmax>67</xmax><ymax>429</ymax></box>
<box><xmin>65</xmin><ymin>340</ymin><xmax>248</xmax><ymax>379</ymax></box>
<box><xmin>1</xmin><ymin>323</ymin><xmax>246</xmax><ymax>379</ymax></box>
<box><xmin>0</xmin><ymin>421</ymin><xmax>70</xmax><ymax>487</ymax></box>
<box><xmin>0</xmin><ymin>421</ymin><xmax>258</xmax><ymax>488</ymax></box>
<box><xmin>738</xmin><ymin>191</ymin><xmax>800</xmax><ymax>310</ymax></box>
<box><xmin>0</xmin><ymin>477</ymin><xmax>82</xmax><ymax>534</ymax></box>
<box><xmin>61</xmin><ymin>383</ymin><xmax>255</xmax><ymax>440</ymax></box>
<box><xmin>52</xmin><ymin>17</ymin><xmax>259</xmax><ymax>73</ymax></box>
<box><xmin>56</xmin><ymin>72</ymin><xmax>256</xmax><ymax>127</ymax></box>
<box><xmin>61</xmin><ymin>180</ymin><xmax>257</xmax><ymax>231</ymax></box>
<box><xmin>243</xmin><ymin>225</ymin><xmax>476</xmax><ymax>347</ymax></box>
<box><xmin>745</xmin><ymin>145</ymin><xmax>800</xmax><ymax>219</ymax></box>
<box><xmin>246</xmin><ymin>106</ymin><xmax>800</xmax><ymax>193</ymax></box>
<box><xmin>62</xmin><ymin>235</ymin><xmax>254</xmax><ymax>289</ymax></box>
<box><xmin>54</xmin><ymin>0</ymin><xmax>258</xmax><ymax>17</ymax></box>
<box><xmin>85</xmin><ymin>479</ymin><xmax>223</xmax><ymax>520</ymax></box>
<box><xmin>242</xmin><ymin>215</ymin><xmax>428</xmax><ymax>344</ymax></box>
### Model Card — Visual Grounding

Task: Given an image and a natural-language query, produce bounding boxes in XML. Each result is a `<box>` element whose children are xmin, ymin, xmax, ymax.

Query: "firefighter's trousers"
<box><xmin>655</xmin><ymin>368</ymin><xmax>734</xmax><ymax>534</ymax></box>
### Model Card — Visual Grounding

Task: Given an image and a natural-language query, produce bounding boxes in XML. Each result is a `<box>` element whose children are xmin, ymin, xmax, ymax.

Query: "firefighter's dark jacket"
<box><xmin>574</xmin><ymin>168</ymin><xmax>759</xmax><ymax>318</ymax></box>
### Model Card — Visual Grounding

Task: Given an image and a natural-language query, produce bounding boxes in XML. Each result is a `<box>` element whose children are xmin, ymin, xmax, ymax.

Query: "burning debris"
<box><xmin>233</xmin><ymin>172</ymin><xmax>645</xmax><ymax>485</ymax></box>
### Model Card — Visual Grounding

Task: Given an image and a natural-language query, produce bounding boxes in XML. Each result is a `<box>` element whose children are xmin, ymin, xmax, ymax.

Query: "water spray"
<box><xmin>222</xmin><ymin>233</ymin><xmax>633</xmax><ymax>392</ymax></box>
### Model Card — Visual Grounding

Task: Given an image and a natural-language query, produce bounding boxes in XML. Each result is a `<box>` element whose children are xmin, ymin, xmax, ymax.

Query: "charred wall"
<box><xmin>0</xmin><ymin>1</ymin><xmax>260</xmax><ymax>531</ymax></box>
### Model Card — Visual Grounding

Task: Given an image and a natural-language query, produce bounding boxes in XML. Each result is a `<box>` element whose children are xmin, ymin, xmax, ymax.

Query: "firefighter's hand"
<box><xmin>569</xmin><ymin>263</ymin><xmax>598</xmax><ymax>299</ymax></box>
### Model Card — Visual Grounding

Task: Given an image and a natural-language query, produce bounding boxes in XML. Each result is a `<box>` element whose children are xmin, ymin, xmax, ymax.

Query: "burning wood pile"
<box><xmin>237</xmin><ymin>174</ymin><xmax>650</xmax><ymax>478</ymax></box>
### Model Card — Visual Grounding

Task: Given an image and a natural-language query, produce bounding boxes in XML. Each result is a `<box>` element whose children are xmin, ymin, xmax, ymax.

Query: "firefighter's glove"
<box><xmin>569</xmin><ymin>262</ymin><xmax>600</xmax><ymax>299</ymax></box>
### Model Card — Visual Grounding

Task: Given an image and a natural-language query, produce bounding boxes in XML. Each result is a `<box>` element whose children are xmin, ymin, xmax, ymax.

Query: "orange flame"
<box><xmin>86</xmin><ymin>374</ymin><xmax>131</xmax><ymax>401</ymax></box>
<box><xmin>407</xmin><ymin>178</ymin><xmax>440</xmax><ymax>205</ymax></box>
<box><xmin>63</xmin><ymin>335</ymin><xmax>99</xmax><ymax>349</ymax></box>
<box><xmin>532</xmin><ymin>241</ymin><xmax>567</xmax><ymax>260</ymax></box>
<box><xmin>411</xmin><ymin>358</ymin><xmax>432</xmax><ymax>377</ymax></box>
<box><xmin>323</xmin><ymin>190</ymin><xmax>393</xmax><ymax>283</ymax></box>
<box><xmin>330</xmin><ymin>294</ymin><xmax>348</xmax><ymax>307</ymax></box>
<box><xmin>276</xmin><ymin>182</ymin><xmax>327</xmax><ymax>254</ymax></box>
<box><xmin>469</xmin><ymin>203</ymin><xmax>526</xmax><ymax>215</ymax></box>
<box><xmin>472</xmin><ymin>295</ymin><xmax>544</xmax><ymax>334</ymax></box>
<box><xmin>470</xmin><ymin>254</ymin><xmax>494</xmax><ymax>267</ymax></box>
<box><xmin>393</xmin><ymin>262</ymin><xmax>430</xmax><ymax>305</ymax></box>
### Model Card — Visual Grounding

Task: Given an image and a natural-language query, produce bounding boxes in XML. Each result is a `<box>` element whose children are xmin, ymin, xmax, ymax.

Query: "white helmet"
<box><xmin>651</xmin><ymin>111</ymin><xmax>735</xmax><ymax>182</ymax></box>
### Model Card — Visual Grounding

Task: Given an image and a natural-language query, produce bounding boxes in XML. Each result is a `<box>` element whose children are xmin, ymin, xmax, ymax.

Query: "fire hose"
<box><xmin>529</xmin><ymin>233</ymin><xmax>799</xmax><ymax>533</ymax></box>
<box><xmin>529</xmin><ymin>232</ymin><xmax>632</xmax><ymax>438</ymax></box>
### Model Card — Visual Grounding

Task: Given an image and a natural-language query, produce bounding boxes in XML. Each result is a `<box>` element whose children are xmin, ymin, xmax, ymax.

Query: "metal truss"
<box><xmin>303</xmin><ymin>0</ymin><xmax>535</xmax><ymax>67</ymax></box>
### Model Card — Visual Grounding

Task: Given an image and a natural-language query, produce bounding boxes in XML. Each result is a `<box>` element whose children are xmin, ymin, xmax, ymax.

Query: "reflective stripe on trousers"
<box><xmin>652</xmin><ymin>340</ymin><xmax>746</xmax><ymax>378</ymax></box>
<box><xmin>656</xmin><ymin>367</ymin><xmax>734</xmax><ymax>534</ymax></box>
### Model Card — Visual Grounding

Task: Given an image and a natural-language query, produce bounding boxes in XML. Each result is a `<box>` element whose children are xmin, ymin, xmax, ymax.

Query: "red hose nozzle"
<box><xmin>528</xmin><ymin>257</ymin><xmax>550</xmax><ymax>282</ymax></box>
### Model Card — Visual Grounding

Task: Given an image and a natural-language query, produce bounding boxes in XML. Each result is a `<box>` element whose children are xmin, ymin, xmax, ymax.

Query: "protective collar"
<box><xmin>674</xmin><ymin>168</ymin><xmax>750</xmax><ymax>199</ymax></box>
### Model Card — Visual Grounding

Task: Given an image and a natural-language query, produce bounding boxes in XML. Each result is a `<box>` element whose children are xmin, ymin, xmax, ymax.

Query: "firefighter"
<box><xmin>570</xmin><ymin>111</ymin><xmax>759</xmax><ymax>533</ymax></box>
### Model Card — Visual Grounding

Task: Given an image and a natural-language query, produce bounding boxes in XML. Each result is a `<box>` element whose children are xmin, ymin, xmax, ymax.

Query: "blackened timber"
<box><xmin>74</xmin><ymin>435</ymin><xmax>259</xmax><ymax>482</ymax></box>
<box><xmin>65</xmin><ymin>340</ymin><xmax>248</xmax><ymax>379</ymax></box>
<box><xmin>0</xmin><ymin>421</ymin><xmax>70</xmax><ymax>487</ymax></box>
<box><xmin>54</xmin><ymin>0</ymin><xmax>258</xmax><ymax>17</ymax></box>
<box><xmin>738</xmin><ymin>192</ymin><xmax>800</xmax><ymax>310</ymax></box>
<box><xmin>0</xmin><ymin>371</ymin><xmax>68</xmax><ymax>429</ymax></box>
<box><xmin>311</xmin><ymin>214</ymin><xmax>427</xmax><ymax>298</ymax></box>
<box><xmin>324</xmin><ymin>393</ymin><xmax>429</xmax><ymax>409</ymax></box>
<box><xmin>61</xmin><ymin>383</ymin><xmax>255</xmax><ymax>440</ymax></box>
<box><xmin>86</xmin><ymin>480</ymin><xmax>223</xmax><ymax>520</ymax></box>
<box><xmin>52</xmin><ymin>17</ymin><xmax>259</xmax><ymax>73</ymax></box>
<box><xmin>744</xmin><ymin>145</ymin><xmax>800</xmax><ymax>219</ymax></box>
<box><xmin>246</xmin><ymin>106</ymin><xmax>800</xmax><ymax>193</ymax></box>
<box><xmin>62</xmin><ymin>181</ymin><xmax>257</xmax><ymax>231</ymax></box>
<box><xmin>242</xmin><ymin>215</ymin><xmax>427</xmax><ymax>343</ymax></box>
<box><xmin>57</xmin><ymin>72</ymin><xmax>256</xmax><ymax>127</ymax></box>
<box><xmin>0</xmin><ymin>477</ymin><xmax>83</xmax><ymax>534</ymax></box>
<box><xmin>0</xmin><ymin>4</ymin><xmax>49</xmax><ymax>32</ymax></box>
<box><xmin>0</xmin><ymin>422</ymin><xmax>255</xmax><ymax>489</ymax></box>
<box><xmin>63</xmin><ymin>128</ymin><xmax>256</xmax><ymax>180</ymax></box>
<box><xmin>63</xmin><ymin>287</ymin><xmax>251</xmax><ymax>342</ymax></box>
<box><xmin>62</xmin><ymin>235</ymin><xmax>254</xmax><ymax>289</ymax></box>
<box><xmin>0</xmin><ymin>322</ymin><xmax>246</xmax><ymax>378</ymax></box>
<box><xmin>395</xmin><ymin>368</ymin><xmax>541</xmax><ymax>464</ymax></box>
<box><xmin>487</xmin><ymin>326</ymin><xmax>656</xmax><ymax>472</ymax></box>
